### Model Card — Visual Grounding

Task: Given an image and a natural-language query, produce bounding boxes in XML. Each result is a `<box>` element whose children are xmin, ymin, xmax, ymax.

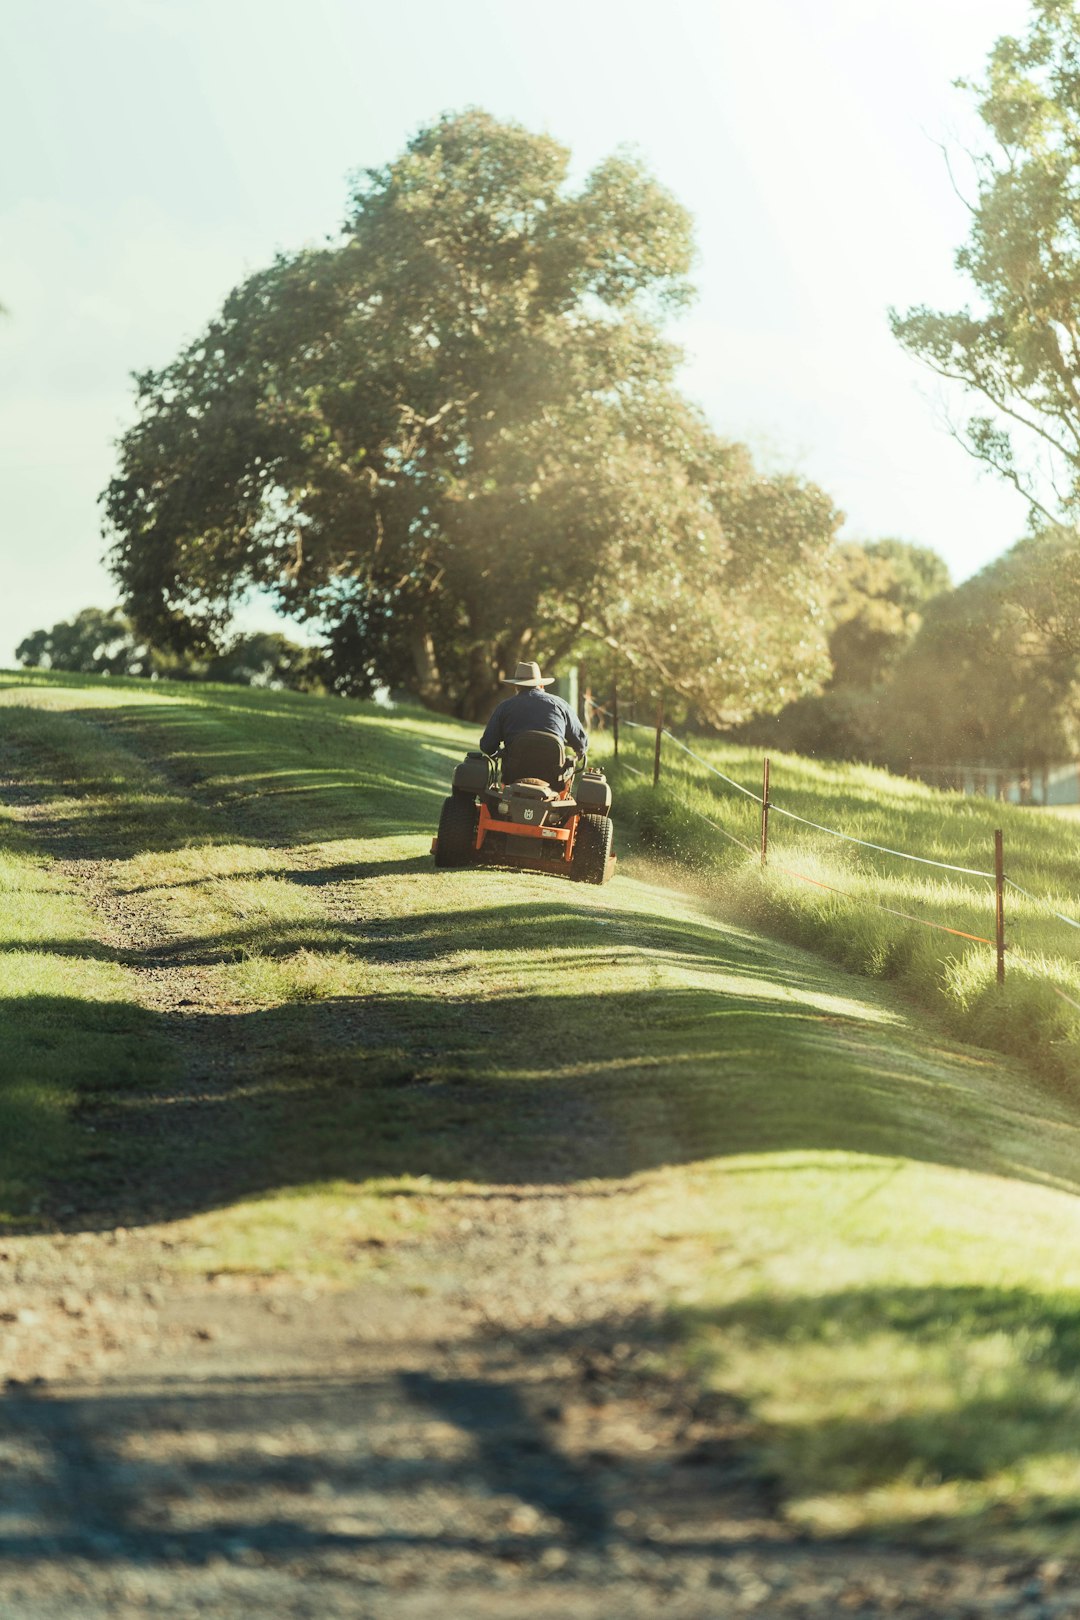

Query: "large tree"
<box><xmin>891</xmin><ymin>1</ymin><xmax>1080</xmax><ymax>523</ymax></box>
<box><xmin>104</xmin><ymin>110</ymin><xmax>838</xmax><ymax>722</ymax></box>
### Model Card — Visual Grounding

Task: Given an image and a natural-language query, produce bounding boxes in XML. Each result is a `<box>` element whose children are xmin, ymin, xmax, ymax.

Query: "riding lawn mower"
<box><xmin>431</xmin><ymin>729</ymin><xmax>615</xmax><ymax>885</ymax></box>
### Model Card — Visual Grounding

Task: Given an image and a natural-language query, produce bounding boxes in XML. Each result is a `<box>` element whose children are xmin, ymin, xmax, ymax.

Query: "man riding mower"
<box><xmin>432</xmin><ymin>660</ymin><xmax>615</xmax><ymax>886</ymax></box>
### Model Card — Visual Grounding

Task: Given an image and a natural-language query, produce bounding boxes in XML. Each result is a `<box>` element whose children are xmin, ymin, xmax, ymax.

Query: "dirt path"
<box><xmin>6</xmin><ymin>1217</ymin><xmax>1078</xmax><ymax>1620</ymax></box>
<box><xmin>2</xmin><ymin>726</ymin><xmax>1079</xmax><ymax>1617</ymax></box>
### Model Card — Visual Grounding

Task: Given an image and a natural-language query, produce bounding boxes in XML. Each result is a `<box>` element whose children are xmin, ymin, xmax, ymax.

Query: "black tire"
<box><xmin>573</xmin><ymin>812</ymin><xmax>613</xmax><ymax>885</ymax></box>
<box><xmin>434</xmin><ymin>795</ymin><xmax>478</xmax><ymax>867</ymax></box>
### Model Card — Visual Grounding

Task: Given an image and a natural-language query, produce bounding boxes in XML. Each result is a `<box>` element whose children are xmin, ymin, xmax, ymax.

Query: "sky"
<box><xmin>0</xmin><ymin>0</ymin><xmax>1037</xmax><ymax>663</ymax></box>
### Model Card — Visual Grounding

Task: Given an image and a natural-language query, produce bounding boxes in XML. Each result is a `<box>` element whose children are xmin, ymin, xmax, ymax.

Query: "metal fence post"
<box><xmin>761</xmin><ymin>756</ymin><xmax>771</xmax><ymax>867</ymax></box>
<box><xmin>653</xmin><ymin>697</ymin><xmax>664</xmax><ymax>786</ymax></box>
<box><xmin>612</xmin><ymin>678</ymin><xmax>619</xmax><ymax>758</ymax></box>
<box><xmin>995</xmin><ymin>828</ymin><xmax>1005</xmax><ymax>985</ymax></box>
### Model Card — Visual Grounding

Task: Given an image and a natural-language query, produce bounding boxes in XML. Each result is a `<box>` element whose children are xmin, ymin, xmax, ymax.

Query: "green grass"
<box><xmin>0</xmin><ymin>809</ymin><xmax>166</xmax><ymax>1223</ymax></box>
<box><xmin>5</xmin><ymin>669</ymin><xmax>1080</xmax><ymax>1548</ymax></box>
<box><xmin>578</xmin><ymin>1153</ymin><xmax>1080</xmax><ymax>1551</ymax></box>
<box><xmin>598</xmin><ymin>726</ymin><xmax>1080</xmax><ymax>1087</ymax></box>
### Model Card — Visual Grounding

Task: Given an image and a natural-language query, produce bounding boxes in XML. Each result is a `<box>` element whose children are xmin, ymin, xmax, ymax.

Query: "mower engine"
<box><xmin>496</xmin><ymin>779</ymin><xmax>560</xmax><ymax>826</ymax></box>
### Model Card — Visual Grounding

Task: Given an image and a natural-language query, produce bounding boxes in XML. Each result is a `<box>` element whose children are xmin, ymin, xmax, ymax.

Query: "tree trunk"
<box><xmin>460</xmin><ymin>639</ymin><xmax>504</xmax><ymax>722</ymax></box>
<box><xmin>409</xmin><ymin>628</ymin><xmax>454</xmax><ymax>712</ymax></box>
<box><xmin>452</xmin><ymin>626</ymin><xmax>538</xmax><ymax>721</ymax></box>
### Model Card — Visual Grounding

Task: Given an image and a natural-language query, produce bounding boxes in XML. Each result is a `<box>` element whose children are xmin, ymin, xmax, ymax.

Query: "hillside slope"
<box><xmin>603</xmin><ymin>722</ymin><xmax>1080</xmax><ymax>1082</ymax></box>
<box><xmin>2</xmin><ymin>670</ymin><xmax>1080</xmax><ymax>1611</ymax></box>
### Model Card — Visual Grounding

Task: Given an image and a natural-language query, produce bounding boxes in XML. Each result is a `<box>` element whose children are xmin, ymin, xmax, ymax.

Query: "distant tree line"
<box><xmin>738</xmin><ymin>530</ymin><xmax>1080</xmax><ymax>776</ymax></box>
<box><xmin>16</xmin><ymin>607</ymin><xmax>322</xmax><ymax>691</ymax></box>
<box><xmin>22</xmin><ymin>528</ymin><xmax>1080</xmax><ymax>780</ymax></box>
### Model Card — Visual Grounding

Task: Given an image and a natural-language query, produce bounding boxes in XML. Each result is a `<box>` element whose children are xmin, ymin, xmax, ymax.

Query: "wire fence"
<box><xmin>586</xmin><ymin>695</ymin><xmax>1080</xmax><ymax>1012</ymax></box>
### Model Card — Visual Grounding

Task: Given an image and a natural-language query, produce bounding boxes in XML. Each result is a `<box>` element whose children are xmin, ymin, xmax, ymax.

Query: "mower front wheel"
<box><xmin>434</xmin><ymin>795</ymin><xmax>478</xmax><ymax>868</ymax></box>
<box><xmin>573</xmin><ymin>813</ymin><xmax>613</xmax><ymax>885</ymax></box>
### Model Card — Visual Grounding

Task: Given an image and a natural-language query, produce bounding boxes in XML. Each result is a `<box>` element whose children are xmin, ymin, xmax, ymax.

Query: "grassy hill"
<box><xmin>4</xmin><ymin>668</ymin><xmax>1080</xmax><ymax>1550</ymax></box>
<box><xmin>603</xmin><ymin>724</ymin><xmax>1080</xmax><ymax>1086</ymax></box>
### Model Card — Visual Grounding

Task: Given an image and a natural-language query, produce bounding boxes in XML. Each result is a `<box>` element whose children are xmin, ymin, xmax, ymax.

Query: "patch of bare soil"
<box><xmin>2</xmin><ymin>729</ymin><xmax>1079</xmax><ymax>1617</ymax></box>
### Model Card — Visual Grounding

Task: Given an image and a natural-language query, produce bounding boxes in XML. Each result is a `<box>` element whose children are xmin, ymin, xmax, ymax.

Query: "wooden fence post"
<box><xmin>761</xmin><ymin>756</ymin><xmax>771</xmax><ymax>868</ymax></box>
<box><xmin>653</xmin><ymin>696</ymin><xmax>664</xmax><ymax>786</ymax></box>
<box><xmin>612</xmin><ymin>678</ymin><xmax>619</xmax><ymax>757</ymax></box>
<box><xmin>995</xmin><ymin>828</ymin><xmax>1005</xmax><ymax>986</ymax></box>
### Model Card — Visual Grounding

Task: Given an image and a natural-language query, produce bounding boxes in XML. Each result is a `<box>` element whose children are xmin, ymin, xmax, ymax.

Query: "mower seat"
<box><xmin>502</xmin><ymin>730</ymin><xmax>567</xmax><ymax>788</ymax></box>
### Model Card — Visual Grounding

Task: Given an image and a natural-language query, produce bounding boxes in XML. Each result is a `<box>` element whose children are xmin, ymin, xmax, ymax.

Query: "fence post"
<box><xmin>653</xmin><ymin>696</ymin><xmax>664</xmax><ymax>786</ymax></box>
<box><xmin>612</xmin><ymin>678</ymin><xmax>619</xmax><ymax>758</ymax></box>
<box><xmin>995</xmin><ymin>828</ymin><xmax>1005</xmax><ymax>986</ymax></box>
<box><xmin>761</xmin><ymin>756</ymin><xmax>771</xmax><ymax>868</ymax></box>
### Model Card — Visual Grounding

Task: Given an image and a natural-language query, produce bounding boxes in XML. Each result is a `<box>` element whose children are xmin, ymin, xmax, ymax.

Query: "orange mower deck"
<box><xmin>431</xmin><ymin>826</ymin><xmax>616</xmax><ymax>882</ymax></box>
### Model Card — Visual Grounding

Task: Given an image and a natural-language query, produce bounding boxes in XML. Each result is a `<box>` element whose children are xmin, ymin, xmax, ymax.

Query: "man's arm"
<box><xmin>478</xmin><ymin>701</ymin><xmax>506</xmax><ymax>758</ymax></box>
<box><xmin>563</xmin><ymin>702</ymin><xmax>589</xmax><ymax>759</ymax></box>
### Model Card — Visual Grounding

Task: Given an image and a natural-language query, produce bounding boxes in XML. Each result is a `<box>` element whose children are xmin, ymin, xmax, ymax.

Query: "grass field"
<box><xmin>4</xmin><ymin>668</ymin><xmax>1080</xmax><ymax>1550</ymax></box>
<box><xmin>0</xmin><ymin>810</ymin><xmax>163</xmax><ymax>1222</ymax></box>
<box><xmin>600</xmin><ymin>722</ymin><xmax>1080</xmax><ymax>1087</ymax></box>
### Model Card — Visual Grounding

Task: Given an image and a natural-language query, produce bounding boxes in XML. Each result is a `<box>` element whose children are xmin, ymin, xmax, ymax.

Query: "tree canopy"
<box><xmin>104</xmin><ymin>110</ymin><xmax>839</xmax><ymax>723</ymax></box>
<box><xmin>882</xmin><ymin>541</ymin><xmax>1080</xmax><ymax>770</ymax></box>
<box><xmin>739</xmin><ymin>539</ymin><xmax>950</xmax><ymax>760</ymax></box>
<box><xmin>827</xmin><ymin>539</ymin><xmax>951</xmax><ymax>691</ymax></box>
<box><xmin>891</xmin><ymin>1</ymin><xmax>1080</xmax><ymax>524</ymax></box>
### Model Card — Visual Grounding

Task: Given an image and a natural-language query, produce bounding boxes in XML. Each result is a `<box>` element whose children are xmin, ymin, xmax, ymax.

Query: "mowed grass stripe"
<box><xmin>5</xmin><ymin>672</ymin><xmax>1080</xmax><ymax>1548</ymax></box>
<box><xmin>0</xmin><ymin>805</ymin><xmax>165</xmax><ymax>1225</ymax></box>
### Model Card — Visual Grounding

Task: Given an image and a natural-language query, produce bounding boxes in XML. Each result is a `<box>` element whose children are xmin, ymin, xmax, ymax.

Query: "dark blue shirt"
<box><xmin>479</xmin><ymin>688</ymin><xmax>589</xmax><ymax>759</ymax></box>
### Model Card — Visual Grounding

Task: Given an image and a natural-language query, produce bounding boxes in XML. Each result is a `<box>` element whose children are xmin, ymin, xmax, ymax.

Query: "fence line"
<box><xmin>587</xmin><ymin>696</ymin><xmax>1080</xmax><ymax>992</ymax></box>
<box><xmin>767</xmin><ymin>803</ymin><xmax>996</xmax><ymax>881</ymax></box>
<box><xmin>1004</xmin><ymin>877</ymin><xmax>1080</xmax><ymax>933</ymax></box>
<box><xmin>598</xmin><ymin>709</ymin><xmax>998</xmax><ymax>949</ymax></box>
<box><xmin>606</xmin><ymin>711</ymin><xmax>765</xmax><ymax>803</ymax></box>
<box><xmin>593</xmin><ymin>701</ymin><xmax>999</xmax><ymax>880</ymax></box>
<box><xmin>620</xmin><ymin>756</ymin><xmax>759</xmax><ymax>856</ymax></box>
<box><xmin>769</xmin><ymin>858</ymin><xmax>996</xmax><ymax>945</ymax></box>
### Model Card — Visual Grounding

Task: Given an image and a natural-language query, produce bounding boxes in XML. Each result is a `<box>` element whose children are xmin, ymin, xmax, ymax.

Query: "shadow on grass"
<box><xmin>688</xmin><ymin>1282</ymin><xmax>1080</xmax><ymax>1367</ymax></box>
<box><xmin>4</xmin><ymin>958</ymin><xmax>1073</xmax><ymax>1233</ymax></box>
<box><xmin>0</xmin><ymin>898</ymin><xmax>854</xmax><ymax>987</ymax></box>
<box><xmin>658</xmin><ymin>1283</ymin><xmax>1080</xmax><ymax>1544</ymax></box>
<box><xmin>2</xmin><ymin>690</ymin><xmax>1075</xmax><ymax>1232</ymax></box>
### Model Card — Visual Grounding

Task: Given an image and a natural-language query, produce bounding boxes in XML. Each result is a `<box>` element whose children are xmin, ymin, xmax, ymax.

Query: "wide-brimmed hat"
<box><xmin>503</xmin><ymin>660</ymin><xmax>554</xmax><ymax>687</ymax></box>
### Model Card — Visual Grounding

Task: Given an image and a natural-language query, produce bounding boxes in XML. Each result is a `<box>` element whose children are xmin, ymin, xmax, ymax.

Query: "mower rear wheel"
<box><xmin>573</xmin><ymin>813</ymin><xmax>613</xmax><ymax>885</ymax></box>
<box><xmin>434</xmin><ymin>795</ymin><xmax>478</xmax><ymax>867</ymax></box>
